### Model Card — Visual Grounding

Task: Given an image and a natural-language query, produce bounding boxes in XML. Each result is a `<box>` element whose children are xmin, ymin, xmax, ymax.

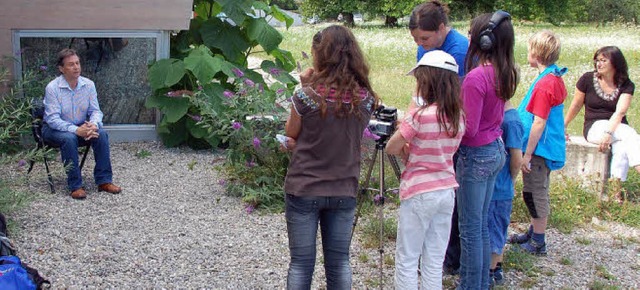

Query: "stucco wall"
<box><xmin>0</xmin><ymin>0</ymin><xmax>192</xmax><ymax>71</ymax></box>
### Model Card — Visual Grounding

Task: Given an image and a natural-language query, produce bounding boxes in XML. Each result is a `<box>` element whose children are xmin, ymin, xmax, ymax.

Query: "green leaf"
<box><xmin>260</xmin><ymin>60</ymin><xmax>297</xmax><ymax>84</ymax></box>
<box><xmin>184</xmin><ymin>45</ymin><xmax>224</xmax><ymax>83</ymax></box>
<box><xmin>269</xmin><ymin>49</ymin><xmax>297</xmax><ymax>73</ymax></box>
<box><xmin>270</xmin><ymin>5</ymin><xmax>294</xmax><ymax>29</ymax></box>
<box><xmin>218</xmin><ymin>0</ymin><xmax>252</xmax><ymax>25</ymax></box>
<box><xmin>148</xmin><ymin>59</ymin><xmax>186</xmax><ymax>90</ymax></box>
<box><xmin>186</xmin><ymin>118</ymin><xmax>208</xmax><ymax>138</ymax></box>
<box><xmin>201</xmin><ymin>17</ymin><xmax>250</xmax><ymax>61</ymax></box>
<box><xmin>163</xmin><ymin>98</ymin><xmax>191</xmax><ymax>123</ymax></box>
<box><xmin>246</xmin><ymin>18</ymin><xmax>283</xmax><ymax>53</ymax></box>
<box><xmin>202</xmin><ymin>82</ymin><xmax>227</xmax><ymax>114</ymax></box>
<box><xmin>145</xmin><ymin>93</ymin><xmax>166</xmax><ymax>109</ymax></box>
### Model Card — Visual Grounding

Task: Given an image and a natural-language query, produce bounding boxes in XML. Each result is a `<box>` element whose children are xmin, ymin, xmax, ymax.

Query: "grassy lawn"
<box><xmin>274</xmin><ymin>21</ymin><xmax>640</xmax><ymax>231</ymax></box>
<box><xmin>275</xmin><ymin>21</ymin><xmax>640</xmax><ymax>136</ymax></box>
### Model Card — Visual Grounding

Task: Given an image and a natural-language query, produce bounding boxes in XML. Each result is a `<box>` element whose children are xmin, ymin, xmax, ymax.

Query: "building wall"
<box><xmin>0</xmin><ymin>0</ymin><xmax>192</xmax><ymax>69</ymax></box>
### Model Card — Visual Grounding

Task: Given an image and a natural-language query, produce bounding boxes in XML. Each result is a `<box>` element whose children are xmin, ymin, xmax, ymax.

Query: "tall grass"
<box><xmin>275</xmin><ymin>21</ymin><xmax>640</xmax><ymax>135</ymax></box>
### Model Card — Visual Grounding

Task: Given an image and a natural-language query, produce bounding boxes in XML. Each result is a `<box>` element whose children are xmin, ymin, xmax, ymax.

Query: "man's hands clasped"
<box><xmin>76</xmin><ymin>121</ymin><xmax>99</xmax><ymax>141</ymax></box>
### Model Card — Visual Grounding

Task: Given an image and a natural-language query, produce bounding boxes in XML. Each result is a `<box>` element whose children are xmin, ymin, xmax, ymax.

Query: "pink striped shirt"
<box><xmin>398</xmin><ymin>105</ymin><xmax>465</xmax><ymax>200</ymax></box>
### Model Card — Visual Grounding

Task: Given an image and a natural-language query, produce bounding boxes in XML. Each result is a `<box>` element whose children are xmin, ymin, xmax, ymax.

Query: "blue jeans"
<box><xmin>285</xmin><ymin>194</ymin><xmax>356</xmax><ymax>290</ymax></box>
<box><xmin>455</xmin><ymin>139</ymin><xmax>505</xmax><ymax>290</ymax></box>
<box><xmin>42</xmin><ymin>124</ymin><xmax>114</xmax><ymax>191</ymax></box>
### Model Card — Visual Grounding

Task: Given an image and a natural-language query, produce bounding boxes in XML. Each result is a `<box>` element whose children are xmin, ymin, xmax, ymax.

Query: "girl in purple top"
<box><xmin>456</xmin><ymin>11</ymin><xmax>519</xmax><ymax>290</ymax></box>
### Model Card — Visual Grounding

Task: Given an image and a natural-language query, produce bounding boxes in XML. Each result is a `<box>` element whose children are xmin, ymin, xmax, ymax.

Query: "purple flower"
<box><xmin>269</xmin><ymin>68</ymin><xmax>281</xmax><ymax>76</ymax></box>
<box><xmin>188</xmin><ymin>114</ymin><xmax>202</xmax><ymax>122</ymax></box>
<box><xmin>244</xmin><ymin>79</ymin><xmax>255</xmax><ymax>87</ymax></box>
<box><xmin>218</xmin><ymin>179</ymin><xmax>227</xmax><ymax>186</ymax></box>
<box><xmin>302</xmin><ymin>51</ymin><xmax>309</xmax><ymax>59</ymax></box>
<box><xmin>374</xmin><ymin>194</ymin><xmax>385</xmax><ymax>205</ymax></box>
<box><xmin>223</xmin><ymin>90</ymin><xmax>234</xmax><ymax>99</ymax></box>
<box><xmin>246</xmin><ymin>160</ymin><xmax>257</xmax><ymax>167</ymax></box>
<box><xmin>253</xmin><ymin>137</ymin><xmax>261</xmax><ymax>149</ymax></box>
<box><xmin>258</xmin><ymin>83</ymin><xmax>264</xmax><ymax>93</ymax></box>
<box><xmin>39</xmin><ymin>65</ymin><xmax>47</xmax><ymax>71</ymax></box>
<box><xmin>232</xmin><ymin>122</ymin><xmax>242</xmax><ymax>130</ymax></box>
<box><xmin>238</xmin><ymin>89</ymin><xmax>247</xmax><ymax>96</ymax></box>
<box><xmin>245</xmin><ymin>204</ymin><xmax>255</xmax><ymax>214</ymax></box>
<box><xmin>232</xmin><ymin>68</ymin><xmax>244</xmax><ymax>78</ymax></box>
<box><xmin>17</xmin><ymin>159</ymin><xmax>27</xmax><ymax>167</ymax></box>
<box><xmin>391</xmin><ymin>189</ymin><xmax>399</xmax><ymax>195</ymax></box>
<box><xmin>363</xmin><ymin>128</ymin><xmax>381</xmax><ymax>140</ymax></box>
<box><xmin>198</xmin><ymin>85</ymin><xmax>203</xmax><ymax>91</ymax></box>
<box><xmin>276</xmin><ymin>88</ymin><xmax>285</xmax><ymax>95</ymax></box>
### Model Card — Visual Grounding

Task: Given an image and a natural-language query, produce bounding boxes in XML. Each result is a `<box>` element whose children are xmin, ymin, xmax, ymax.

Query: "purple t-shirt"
<box><xmin>460</xmin><ymin>65</ymin><xmax>505</xmax><ymax>146</ymax></box>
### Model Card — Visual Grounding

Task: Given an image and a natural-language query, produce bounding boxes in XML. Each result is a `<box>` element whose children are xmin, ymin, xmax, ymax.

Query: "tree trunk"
<box><xmin>343</xmin><ymin>12</ymin><xmax>354</xmax><ymax>27</ymax></box>
<box><xmin>385</xmin><ymin>16</ymin><xmax>398</xmax><ymax>27</ymax></box>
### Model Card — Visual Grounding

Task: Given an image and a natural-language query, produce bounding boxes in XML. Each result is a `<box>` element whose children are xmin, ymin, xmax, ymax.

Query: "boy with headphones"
<box><xmin>511</xmin><ymin>30</ymin><xmax>568</xmax><ymax>255</ymax></box>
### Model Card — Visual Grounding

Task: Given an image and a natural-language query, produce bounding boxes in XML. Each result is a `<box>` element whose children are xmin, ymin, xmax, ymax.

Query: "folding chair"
<box><xmin>26</xmin><ymin>101</ymin><xmax>91</xmax><ymax>193</ymax></box>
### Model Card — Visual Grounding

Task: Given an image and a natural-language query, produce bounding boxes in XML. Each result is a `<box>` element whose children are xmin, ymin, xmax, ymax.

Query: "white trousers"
<box><xmin>587</xmin><ymin>120</ymin><xmax>640</xmax><ymax>181</ymax></box>
<box><xmin>395</xmin><ymin>188</ymin><xmax>455</xmax><ymax>290</ymax></box>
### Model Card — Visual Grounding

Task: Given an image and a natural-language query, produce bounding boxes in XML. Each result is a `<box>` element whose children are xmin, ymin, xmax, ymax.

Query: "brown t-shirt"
<box><xmin>284</xmin><ymin>86</ymin><xmax>375</xmax><ymax>197</ymax></box>
<box><xmin>576</xmin><ymin>71</ymin><xmax>635</xmax><ymax>138</ymax></box>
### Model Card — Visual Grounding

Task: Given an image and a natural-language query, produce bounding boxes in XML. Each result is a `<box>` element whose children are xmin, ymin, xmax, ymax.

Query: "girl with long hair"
<box><xmin>386</xmin><ymin>50</ymin><xmax>465</xmax><ymax>289</ymax></box>
<box><xmin>282</xmin><ymin>25</ymin><xmax>379</xmax><ymax>289</ymax></box>
<box><xmin>456</xmin><ymin>11</ymin><xmax>518</xmax><ymax>289</ymax></box>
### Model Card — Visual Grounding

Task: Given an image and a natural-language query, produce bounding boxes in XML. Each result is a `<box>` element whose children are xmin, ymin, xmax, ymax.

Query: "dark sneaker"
<box><xmin>519</xmin><ymin>239</ymin><xmax>547</xmax><ymax>256</ymax></box>
<box><xmin>493</xmin><ymin>267</ymin><xmax>504</xmax><ymax>285</ymax></box>
<box><xmin>443</xmin><ymin>265</ymin><xmax>459</xmax><ymax>276</ymax></box>
<box><xmin>508</xmin><ymin>232</ymin><xmax>531</xmax><ymax>244</ymax></box>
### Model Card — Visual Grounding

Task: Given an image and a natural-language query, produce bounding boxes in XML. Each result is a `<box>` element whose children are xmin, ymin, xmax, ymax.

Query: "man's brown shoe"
<box><xmin>98</xmin><ymin>183</ymin><xmax>122</xmax><ymax>194</ymax></box>
<box><xmin>71</xmin><ymin>188</ymin><xmax>87</xmax><ymax>199</ymax></box>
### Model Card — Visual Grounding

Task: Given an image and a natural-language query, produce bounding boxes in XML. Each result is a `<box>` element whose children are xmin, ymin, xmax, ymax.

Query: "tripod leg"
<box><xmin>387</xmin><ymin>154</ymin><xmax>402</xmax><ymax>181</ymax></box>
<box><xmin>377</xmin><ymin>148</ymin><xmax>385</xmax><ymax>290</ymax></box>
<box><xmin>351</xmin><ymin>148</ymin><xmax>378</xmax><ymax>243</ymax></box>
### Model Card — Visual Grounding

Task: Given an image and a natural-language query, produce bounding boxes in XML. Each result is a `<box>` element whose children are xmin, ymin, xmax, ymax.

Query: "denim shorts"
<box><xmin>488</xmin><ymin>199</ymin><xmax>513</xmax><ymax>255</ymax></box>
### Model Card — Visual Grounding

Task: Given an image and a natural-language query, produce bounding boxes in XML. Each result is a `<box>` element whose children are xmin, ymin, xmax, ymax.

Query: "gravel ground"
<box><xmin>4</xmin><ymin>141</ymin><xmax>640</xmax><ymax>289</ymax></box>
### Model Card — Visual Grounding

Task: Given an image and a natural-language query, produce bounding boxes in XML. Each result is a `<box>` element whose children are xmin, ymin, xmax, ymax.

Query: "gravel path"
<box><xmin>5</xmin><ymin>141</ymin><xmax>640</xmax><ymax>289</ymax></box>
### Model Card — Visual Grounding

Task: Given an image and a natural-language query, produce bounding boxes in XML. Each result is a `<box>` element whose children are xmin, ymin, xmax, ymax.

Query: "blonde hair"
<box><xmin>528</xmin><ymin>30</ymin><xmax>561</xmax><ymax>66</ymax></box>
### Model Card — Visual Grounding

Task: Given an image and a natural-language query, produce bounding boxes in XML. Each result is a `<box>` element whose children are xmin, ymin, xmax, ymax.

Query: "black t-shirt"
<box><xmin>576</xmin><ymin>71</ymin><xmax>635</xmax><ymax>138</ymax></box>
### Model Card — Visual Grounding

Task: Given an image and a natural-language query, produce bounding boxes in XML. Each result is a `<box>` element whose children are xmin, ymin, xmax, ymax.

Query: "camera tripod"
<box><xmin>351</xmin><ymin>136</ymin><xmax>402</xmax><ymax>289</ymax></box>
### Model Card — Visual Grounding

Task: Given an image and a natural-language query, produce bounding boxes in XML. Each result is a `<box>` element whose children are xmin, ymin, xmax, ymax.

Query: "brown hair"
<box><xmin>310</xmin><ymin>25</ymin><xmax>379</xmax><ymax>118</ymax></box>
<box><xmin>593</xmin><ymin>46</ymin><xmax>629</xmax><ymax>87</ymax></box>
<box><xmin>56</xmin><ymin>48</ymin><xmax>78</xmax><ymax>67</ymax></box>
<box><xmin>465</xmin><ymin>13</ymin><xmax>519</xmax><ymax>101</ymax></box>
<box><xmin>528</xmin><ymin>30</ymin><xmax>561</xmax><ymax>66</ymax></box>
<box><xmin>413</xmin><ymin>66</ymin><xmax>462</xmax><ymax>137</ymax></box>
<box><xmin>408</xmin><ymin>0</ymin><xmax>450</xmax><ymax>32</ymax></box>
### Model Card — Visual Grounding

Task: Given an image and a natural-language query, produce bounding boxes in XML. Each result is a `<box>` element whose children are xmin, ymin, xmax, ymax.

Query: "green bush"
<box><xmin>146</xmin><ymin>0</ymin><xmax>298</xmax><ymax>149</ymax></box>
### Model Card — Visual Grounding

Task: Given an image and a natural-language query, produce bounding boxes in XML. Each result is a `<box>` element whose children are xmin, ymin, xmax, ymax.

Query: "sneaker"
<box><xmin>508</xmin><ymin>232</ymin><xmax>531</xmax><ymax>244</ymax></box>
<box><xmin>519</xmin><ymin>239</ymin><xmax>547</xmax><ymax>256</ymax></box>
<box><xmin>493</xmin><ymin>267</ymin><xmax>504</xmax><ymax>285</ymax></box>
<box><xmin>443</xmin><ymin>265</ymin><xmax>459</xmax><ymax>276</ymax></box>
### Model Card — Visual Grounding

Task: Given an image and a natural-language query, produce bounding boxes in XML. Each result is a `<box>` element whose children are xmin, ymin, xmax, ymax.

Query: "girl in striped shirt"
<box><xmin>386</xmin><ymin>50</ymin><xmax>465</xmax><ymax>289</ymax></box>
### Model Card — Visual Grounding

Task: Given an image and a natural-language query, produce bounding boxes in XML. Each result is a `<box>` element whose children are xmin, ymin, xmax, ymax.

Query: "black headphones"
<box><xmin>477</xmin><ymin>10</ymin><xmax>511</xmax><ymax>52</ymax></box>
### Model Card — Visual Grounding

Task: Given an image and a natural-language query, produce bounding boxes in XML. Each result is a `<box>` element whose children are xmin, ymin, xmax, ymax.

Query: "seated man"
<box><xmin>42</xmin><ymin>48</ymin><xmax>121</xmax><ymax>199</ymax></box>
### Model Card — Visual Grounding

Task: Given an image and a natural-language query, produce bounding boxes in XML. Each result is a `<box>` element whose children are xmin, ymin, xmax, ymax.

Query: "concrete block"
<box><xmin>558</xmin><ymin>135</ymin><xmax>611</xmax><ymax>194</ymax></box>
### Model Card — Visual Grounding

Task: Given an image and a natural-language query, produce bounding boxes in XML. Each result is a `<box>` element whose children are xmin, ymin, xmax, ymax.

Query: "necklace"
<box><xmin>593</xmin><ymin>74</ymin><xmax>619</xmax><ymax>102</ymax></box>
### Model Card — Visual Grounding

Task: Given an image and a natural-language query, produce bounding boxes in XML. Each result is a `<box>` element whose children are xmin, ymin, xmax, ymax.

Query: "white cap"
<box><xmin>407</xmin><ymin>50</ymin><xmax>459</xmax><ymax>75</ymax></box>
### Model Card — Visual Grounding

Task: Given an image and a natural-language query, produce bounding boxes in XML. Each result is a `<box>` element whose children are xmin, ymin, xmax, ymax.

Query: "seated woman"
<box><xmin>565</xmin><ymin>46</ymin><xmax>640</xmax><ymax>185</ymax></box>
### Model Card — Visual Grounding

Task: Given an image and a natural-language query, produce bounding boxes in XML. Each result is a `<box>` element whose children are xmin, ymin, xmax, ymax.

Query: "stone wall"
<box><xmin>559</xmin><ymin>135</ymin><xmax>611</xmax><ymax>194</ymax></box>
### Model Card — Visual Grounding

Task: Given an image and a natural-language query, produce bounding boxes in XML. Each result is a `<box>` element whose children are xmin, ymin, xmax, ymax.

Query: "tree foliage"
<box><xmin>299</xmin><ymin>0</ymin><xmax>639</xmax><ymax>25</ymax></box>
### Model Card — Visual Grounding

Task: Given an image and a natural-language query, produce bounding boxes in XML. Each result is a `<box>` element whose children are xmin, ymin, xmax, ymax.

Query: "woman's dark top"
<box><xmin>576</xmin><ymin>71</ymin><xmax>635</xmax><ymax>138</ymax></box>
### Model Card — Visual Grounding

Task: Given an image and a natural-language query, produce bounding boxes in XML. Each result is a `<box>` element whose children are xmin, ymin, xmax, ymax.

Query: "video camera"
<box><xmin>367</xmin><ymin>105</ymin><xmax>398</xmax><ymax>140</ymax></box>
